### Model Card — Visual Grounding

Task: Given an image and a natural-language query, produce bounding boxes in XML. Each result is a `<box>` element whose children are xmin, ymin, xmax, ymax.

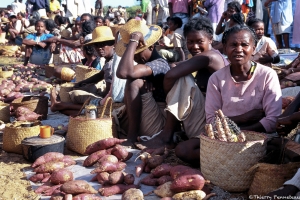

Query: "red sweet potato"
<box><xmin>35</xmin><ymin>183</ymin><xmax>52</xmax><ymax>194</ymax></box>
<box><xmin>108</xmin><ymin>171</ymin><xmax>124</xmax><ymax>185</ymax></box>
<box><xmin>32</xmin><ymin>152</ymin><xmax>64</xmax><ymax>167</ymax></box>
<box><xmin>29</xmin><ymin>173</ymin><xmax>51</xmax><ymax>183</ymax></box>
<box><xmin>151</xmin><ymin>164</ymin><xmax>172</xmax><ymax>177</ymax></box>
<box><xmin>135</xmin><ymin>161</ymin><xmax>146</xmax><ymax>177</ymax></box>
<box><xmin>144</xmin><ymin>164</ymin><xmax>151</xmax><ymax>173</ymax></box>
<box><xmin>120</xmin><ymin>152</ymin><xmax>133</xmax><ymax>162</ymax></box>
<box><xmin>63</xmin><ymin>155</ymin><xmax>76</xmax><ymax>167</ymax></box>
<box><xmin>91</xmin><ymin>162</ymin><xmax>126</xmax><ymax>174</ymax></box>
<box><xmin>170</xmin><ymin>165</ymin><xmax>203</xmax><ymax>180</ymax></box>
<box><xmin>61</xmin><ymin>180</ymin><xmax>98</xmax><ymax>195</ymax></box>
<box><xmin>124</xmin><ymin>174</ymin><xmax>135</xmax><ymax>185</ymax></box>
<box><xmin>83</xmin><ymin>150</ymin><xmax>107</xmax><ymax>167</ymax></box>
<box><xmin>98</xmin><ymin>155</ymin><xmax>118</xmax><ymax>165</ymax></box>
<box><xmin>157</xmin><ymin>175</ymin><xmax>173</xmax><ymax>185</ymax></box>
<box><xmin>73</xmin><ymin>194</ymin><xmax>102</xmax><ymax>200</ymax></box>
<box><xmin>171</xmin><ymin>174</ymin><xmax>205</xmax><ymax>193</ymax></box>
<box><xmin>50</xmin><ymin>169</ymin><xmax>74</xmax><ymax>184</ymax></box>
<box><xmin>42</xmin><ymin>184</ymin><xmax>62</xmax><ymax>196</ymax></box>
<box><xmin>111</xmin><ymin>144</ymin><xmax>129</xmax><ymax>161</ymax></box>
<box><xmin>85</xmin><ymin>138</ymin><xmax>127</xmax><ymax>155</ymax></box>
<box><xmin>96</xmin><ymin>172</ymin><xmax>110</xmax><ymax>184</ymax></box>
<box><xmin>147</xmin><ymin>155</ymin><xmax>165</xmax><ymax>169</ymax></box>
<box><xmin>34</xmin><ymin>161</ymin><xmax>65</xmax><ymax>173</ymax></box>
<box><xmin>99</xmin><ymin>184</ymin><xmax>139</xmax><ymax>197</ymax></box>
<box><xmin>140</xmin><ymin>174</ymin><xmax>158</xmax><ymax>186</ymax></box>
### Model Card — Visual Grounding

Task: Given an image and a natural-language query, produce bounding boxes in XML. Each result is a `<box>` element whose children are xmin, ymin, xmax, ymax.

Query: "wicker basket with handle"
<box><xmin>200</xmin><ymin>131</ymin><xmax>267</xmax><ymax>192</ymax></box>
<box><xmin>66</xmin><ymin>97</ymin><xmax>117</xmax><ymax>155</ymax></box>
<box><xmin>75</xmin><ymin>65</ymin><xmax>100</xmax><ymax>82</ymax></box>
<box><xmin>0</xmin><ymin>102</ymin><xmax>10</xmax><ymax>123</ymax></box>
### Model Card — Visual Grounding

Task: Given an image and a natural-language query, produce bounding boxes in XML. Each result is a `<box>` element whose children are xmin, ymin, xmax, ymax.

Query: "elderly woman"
<box><xmin>205</xmin><ymin>25</ymin><xmax>282</xmax><ymax>133</ymax></box>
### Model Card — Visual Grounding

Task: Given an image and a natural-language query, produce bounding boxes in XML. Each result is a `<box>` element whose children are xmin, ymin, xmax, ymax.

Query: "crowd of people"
<box><xmin>0</xmin><ymin>0</ymin><xmax>300</xmax><ymax>198</ymax></box>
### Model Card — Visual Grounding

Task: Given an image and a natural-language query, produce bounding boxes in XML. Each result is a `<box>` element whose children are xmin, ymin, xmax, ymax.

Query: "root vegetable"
<box><xmin>147</xmin><ymin>155</ymin><xmax>165</xmax><ymax>169</ymax></box>
<box><xmin>73</xmin><ymin>194</ymin><xmax>102</xmax><ymax>200</ymax></box>
<box><xmin>215</xmin><ymin>116</ymin><xmax>227</xmax><ymax>142</ymax></box>
<box><xmin>144</xmin><ymin>164</ymin><xmax>151</xmax><ymax>173</ymax></box>
<box><xmin>98</xmin><ymin>155</ymin><xmax>118</xmax><ymax>165</ymax></box>
<box><xmin>120</xmin><ymin>152</ymin><xmax>133</xmax><ymax>162</ymax></box>
<box><xmin>90</xmin><ymin>162</ymin><xmax>126</xmax><ymax>174</ymax></box>
<box><xmin>29</xmin><ymin>173</ymin><xmax>51</xmax><ymax>183</ymax></box>
<box><xmin>171</xmin><ymin>174</ymin><xmax>205</xmax><ymax>193</ymax></box>
<box><xmin>151</xmin><ymin>164</ymin><xmax>172</xmax><ymax>177</ymax></box>
<box><xmin>83</xmin><ymin>150</ymin><xmax>107</xmax><ymax>167</ymax></box>
<box><xmin>157</xmin><ymin>175</ymin><xmax>172</xmax><ymax>185</ymax></box>
<box><xmin>140</xmin><ymin>174</ymin><xmax>158</xmax><ymax>186</ymax></box>
<box><xmin>170</xmin><ymin>165</ymin><xmax>203</xmax><ymax>180</ymax></box>
<box><xmin>85</xmin><ymin>138</ymin><xmax>127</xmax><ymax>155</ymax></box>
<box><xmin>154</xmin><ymin>181</ymin><xmax>174</xmax><ymax>198</ymax></box>
<box><xmin>172</xmin><ymin>190</ymin><xmax>206</xmax><ymax>200</ymax></box>
<box><xmin>205</xmin><ymin>124</ymin><xmax>215</xmax><ymax>139</ymax></box>
<box><xmin>111</xmin><ymin>144</ymin><xmax>129</xmax><ymax>161</ymax></box>
<box><xmin>122</xmin><ymin>188</ymin><xmax>143</xmax><ymax>200</ymax></box>
<box><xmin>216</xmin><ymin>110</ymin><xmax>235</xmax><ymax>142</ymax></box>
<box><xmin>61</xmin><ymin>180</ymin><xmax>98</xmax><ymax>195</ymax></box>
<box><xmin>63</xmin><ymin>155</ymin><xmax>76</xmax><ymax>167</ymax></box>
<box><xmin>108</xmin><ymin>171</ymin><xmax>124</xmax><ymax>185</ymax></box>
<box><xmin>42</xmin><ymin>184</ymin><xmax>62</xmax><ymax>196</ymax></box>
<box><xmin>35</xmin><ymin>183</ymin><xmax>52</xmax><ymax>193</ymax></box>
<box><xmin>50</xmin><ymin>169</ymin><xmax>74</xmax><ymax>184</ymax></box>
<box><xmin>151</xmin><ymin>146</ymin><xmax>166</xmax><ymax>156</ymax></box>
<box><xmin>95</xmin><ymin>172</ymin><xmax>109</xmax><ymax>184</ymax></box>
<box><xmin>34</xmin><ymin>161</ymin><xmax>65</xmax><ymax>173</ymax></box>
<box><xmin>99</xmin><ymin>184</ymin><xmax>139</xmax><ymax>197</ymax></box>
<box><xmin>237</xmin><ymin>132</ymin><xmax>246</xmax><ymax>142</ymax></box>
<box><xmin>124</xmin><ymin>174</ymin><xmax>135</xmax><ymax>185</ymax></box>
<box><xmin>32</xmin><ymin>152</ymin><xmax>64</xmax><ymax>167</ymax></box>
<box><xmin>135</xmin><ymin>161</ymin><xmax>146</xmax><ymax>177</ymax></box>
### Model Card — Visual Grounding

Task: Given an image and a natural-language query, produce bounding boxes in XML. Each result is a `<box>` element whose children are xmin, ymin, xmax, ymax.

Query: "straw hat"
<box><xmin>1</xmin><ymin>17</ymin><xmax>9</xmax><ymax>24</ymax></box>
<box><xmin>84</xmin><ymin>26</ymin><xmax>115</xmax><ymax>46</ymax></box>
<box><xmin>115</xmin><ymin>19</ymin><xmax>162</xmax><ymax>57</ymax></box>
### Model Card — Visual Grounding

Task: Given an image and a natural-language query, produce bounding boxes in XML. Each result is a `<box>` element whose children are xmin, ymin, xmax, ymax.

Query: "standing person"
<box><xmin>156</xmin><ymin>0</ymin><xmax>169</xmax><ymax>26</ymax></box>
<box><xmin>19</xmin><ymin>0</ymin><xmax>27</xmax><ymax>14</ymax></box>
<box><xmin>65</xmin><ymin>0</ymin><xmax>78</xmax><ymax>20</ymax></box>
<box><xmin>49</xmin><ymin>0</ymin><xmax>61</xmax><ymax>19</ymax></box>
<box><xmin>141</xmin><ymin>0</ymin><xmax>156</xmax><ymax>25</ymax></box>
<box><xmin>11</xmin><ymin>0</ymin><xmax>21</xmax><ymax>14</ymax></box>
<box><xmin>113</xmin><ymin>12</ymin><xmax>125</xmax><ymax>25</ymax></box>
<box><xmin>28</xmin><ymin>0</ymin><xmax>50</xmax><ymax>19</ymax></box>
<box><xmin>292</xmin><ymin>0</ymin><xmax>300</xmax><ymax>45</ymax></box>
<box><xmin>264</xmin><ymin>0</ymin><xmax>293</xmax><ymax>48</ymax></box>
<box><xmin>94</xmin><ymin>0</ymin><xmax>103</xmax><ymax>16</ymax></box>
<box><xmin>168</xmin><ymin>0</ymin><xmax>191</xmax><ymax>28</ymax></box>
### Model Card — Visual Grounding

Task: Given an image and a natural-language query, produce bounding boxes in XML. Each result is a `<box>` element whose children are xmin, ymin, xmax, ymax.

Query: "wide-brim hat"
<box><xmin>84</xmin><ymin>26</ymin><xmax>115</xmax><ymax>46</ymax></box>
<box><xmin>0</xmin><ymin>17</ymin><xmax>9</xmax><ymax>24</ymax></box>
<box><xmin>115</xmin><ymin>19</ymin><xmax>162</xmax><ymax>57</ymax></box>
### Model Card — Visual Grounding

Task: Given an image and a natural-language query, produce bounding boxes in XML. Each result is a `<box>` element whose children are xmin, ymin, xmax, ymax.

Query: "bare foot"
<box><xmin>135</xmin><ymin>131</ymin><xmax>176</xmax><ymax>150</ymax></box>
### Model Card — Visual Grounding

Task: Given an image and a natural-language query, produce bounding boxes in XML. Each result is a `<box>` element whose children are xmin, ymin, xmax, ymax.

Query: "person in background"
<box><xmin>168</xmin><ymin>0</ymin><xmax>191</xmax><ymax>28</ymax></box>
<box><xmin>113</xmin><ymin>12</ymin><xmax>125</xmax><ymax>25</ymax></box>
<box><xmin>94</xmin><ymin>0</ymin><xmax>103</xmax><ymax>16</ymax></box>
<box><xmin>19</xmin><ymin>0</ymin><xmax>27</xmax><ymax>14</ymax></box>
<box><xmin>141</xmin><ymin>0</ymin><xmax>156</xmax><ymax>25</ymax></box>
<box><xmin>11</xmin><ymin>0</ymin><xmax>21</xmax><ymax>15</ymax></box>
<box><xmin>80</xmin><ymin>13</ymin><xmax>93</xmax><ymax>24</ymax></box>
<box><xmin>228</xmin><ymin>12</ymin><xmax>245</xmax><ymax>27</ymax></box>
<box><xmin>28</xmin><ymin>0</ymin><xmax>50</xmax><ymax>19</ymax></box>
<box><xmin>247</xmin><ymin>18</ymin><xmax>280</xmax><ymax>67</ymax></box>
<box><xmin>57</xmin><ymin>16</ymin><xmax>69</xmax><ymax>32</ymax></box>
<box><xmin>45</xmin><ymin>18</ymin><xmax>60</xmax><ymax>36</ymax></box>
<box><xmin>264</xmin><ymin>0</ymin><xmax>293</xmax><ymax>49</ymax></box>
<box><xmin>81</xmin><ymin>39</ymin><xmax>101</xmax><ymax>70</ymax></box>
<box><xmin>49</xmin><ymin>0</ymin><xmax>61</xmax><ymax>19</ymax></box>
<box><xmin>21</xmin><ymin>17</ymin><xmax>36</xmax><ymax>37</ymax></box>
<box><xmin>106</xmin><ymin>6</ymin><xmax>114</xmax><ymax>18</ymax></box>
<box><xmin>6</xmin><ymin>14</ymin><xmax>21</xmax><ymax>43</ymax></box>
<box><xmin>17</xmin><ymin>12</ymin><xmax>29</xmax><ymax>31</ymax></box>
<box><xmin>94</xmin><ymin>16</ymin><xmax>104</xmax><ymax>27</ymax></box>
<box><xmin>156</xmin><ymin>0</ymin><xmax>169</xmax><ymax>26</ymax></box>
<box><xmin>104</xmin><ymin>16</ymin><xmax>114</xmax><ymax>27</ymax></box>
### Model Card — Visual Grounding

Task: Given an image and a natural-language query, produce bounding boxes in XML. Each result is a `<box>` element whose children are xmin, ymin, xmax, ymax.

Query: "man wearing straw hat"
<box><xmin>115</xmin><ymin>19</ymin><xmax>170</xmax><ymax>146</ymax></box>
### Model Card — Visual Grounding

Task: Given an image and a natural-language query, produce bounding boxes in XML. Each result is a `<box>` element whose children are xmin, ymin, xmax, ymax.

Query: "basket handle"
<box><xmin>100</xmin><ymin>97</ymin><xmax>113</xmax><ymax>118</ymax></box>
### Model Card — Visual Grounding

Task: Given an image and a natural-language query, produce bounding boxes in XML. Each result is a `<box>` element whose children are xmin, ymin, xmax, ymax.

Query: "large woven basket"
<box><xmin>0</xmin><ymin>102</ymin><xmax>10</xmax><ymax>123</ymax></box>
<box><xmin>66</xmin><ymin>97</ymin><xmax>117</xmax><ymax>155</ymax></box>
<box><xmin>59</xmin><ymin>83</ymin><xmax>74</xmax><ymax>103</ymax></box>
<box><xmin>75</xmin><ymin>65</ymin><xmax>100</xmax><ymax>82</ymax></box>
<box><xmin>200</xmin><ymin>131</ymin><xmax>267</xmax><ymax>192</ymax></box>
<box><xmin>3</xmin><ymin>122</ymin><xmax>40</xmax><ymax>154</ymax></box>
<box><xmin>0</xmin><ymin>69</ymin><xmax>13</xmax><ymax>78</ymax></box>
<box><xmin>12</xmin><ymin>96</ymin><xmax>49</xmax><ymax>120</ymax></box>
<box><xmin>248</xmin><ymin>162</ymin><xmax>300</xmax><ymax>196</ymax></box>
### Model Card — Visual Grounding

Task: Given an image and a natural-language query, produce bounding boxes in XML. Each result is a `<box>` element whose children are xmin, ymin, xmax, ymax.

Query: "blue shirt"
<box><xmin>272</xmin><ymin>0</ymin><xmax>293</xmax><ymax>25</ymax></box>
<box><xmin>29</xmin><ymin>0</ymin><xmax>50</xmax><ymax>12</ymax></box>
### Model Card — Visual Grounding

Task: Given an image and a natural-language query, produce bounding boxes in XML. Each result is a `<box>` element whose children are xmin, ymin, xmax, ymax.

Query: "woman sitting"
<box><xmin>81</xmin><ymin>39</ymin><xmax>101</xmax><ymax>70</ymax></box>
<box><xmin>22</xmin><ymin>20</ymin><xmax>55</xmax><ymax>66</ymax></box>
<box><xmin>205</xmin><ymin>25</ymin><xmax>282</xmax><ymax>133</ymax></box>
<box><xmin>247</xmin><ymin>18</ymin><xmax>280</xmax><ymax>67</ymax></box>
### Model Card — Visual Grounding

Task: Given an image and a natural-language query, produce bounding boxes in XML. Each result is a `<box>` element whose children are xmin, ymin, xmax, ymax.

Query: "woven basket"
<box><xmin>66</xmin><ymin>97</ymin><xmax>117</xmax><ymax>155</ymax></box>
<box><xmin>200</xmin><ymin>131</ymin><xmax>267</xmax><ymax>192</ymax></box>
<box><xmin>45</xmin><ymin>64</ymin><xmax>56</xmax><ymax>78</ymax></box>
<box><xmin>61</xmin><ymin>67</ymin><xmax>75</xmax><ymax>82</ymax></box>
<box><xmin>248</xmin><ymin>162</ymin><xmax>300</xmax><ymax>196</ymax></box>
<box><xmin>75</xmin><ymin>65</ymin><xmax>100</xmax><ymax>82</ymax></box>
<box><xmin>0</xmin><ymin>102</ymin><xmax>10</xmax><ymax>123</ymax></box>
<box><xmin>3</xmin><ymin>123</ymin><xmax>40</xmax><ymax>154</ymax></box>
<box><xmin>97</xmin><ymin>102</ymin><xmax>124</xmax><ymax>118</ymax></box>
<box><xmin>12</xmin><ymin>96</ymin><xmax>49</xmax><ymax>120</ymax></box>
<box><xmin>59</xmin><ymin>83</ymin><xmax>74</xmax><ymax>103</ymax></box>
<box><xmin>0</xmin><ymin>69</ymin><xmax>13</xmax><ymax>78</ymax></box>
<box><xmin>0</xmin><ymin>45</ymin><xmax>20</xmax><ymax>56</ymax></box>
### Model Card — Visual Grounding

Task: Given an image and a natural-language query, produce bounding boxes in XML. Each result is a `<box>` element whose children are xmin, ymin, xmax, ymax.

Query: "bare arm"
<box><xmin>168</xmin><ymin>2</ymin><xmax>173</xmax><ymax>16</ymax></box>
<box><xmin>215</xmin><ymin>13</ymin><xmax>226</xmax><ymax>35</ymax></box>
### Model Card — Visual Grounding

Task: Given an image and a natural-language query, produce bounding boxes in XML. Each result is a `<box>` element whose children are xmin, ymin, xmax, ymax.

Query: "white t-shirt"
<box><xmin>11</xmin><ymin>1</ymin><xmax>20</xmax><ymax>14</ymax></box>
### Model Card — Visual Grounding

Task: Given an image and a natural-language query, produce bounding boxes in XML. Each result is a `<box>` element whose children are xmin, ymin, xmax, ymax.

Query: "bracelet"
<box><xmin>129</xmin><ymin>39</ymin><xmax>139</xmax><ymax>44</ymax></box>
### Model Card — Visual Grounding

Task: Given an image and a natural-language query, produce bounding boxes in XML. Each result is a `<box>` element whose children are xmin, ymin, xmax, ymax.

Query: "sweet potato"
<box><xmin>50</xmin><ymin>169</ymin><xmax>74</xmax><ymax>184</ymax></box>
<box><xmin>111</xmin><ymin>144</ymin><xmax>129</xmax><ymax>160</ymax></box>
<box><xmin>171</xmin><ymin>174</ymin><xmax>205</xmax><ymax>193</ymax></box>
<box><xmin>34</xmin><ymin>161</ymin><xmax>65</xmax><ymax>173</ymax></box>
<box><xmin>29</xmin><ymin>173</ymin><xmax>50</xmax><ymax>183</ymax></box>
<box><xmin>96</xmin><ymin>172</ymin><xmax>109</xmax><ymax>184</ymax></box>
<box><xmin>91</xmin><ymin>162</ymin><xmax>126</xmax><ymax>174</ymax></box>
<box><xmin>63</xmin><ymin>155</ymin><xmax>76</xmax><ymax>167</ymax></box>
<box><xmin>151</xmin><ymin>146</ymin><xmax>166</xmax><ymax>156</ymax></box>
<box><xmin>172</xmin><ymin>190</ymin><xmax>206</xmax><ymax>200</ymax></box>
<box><xmin>151</xmin><ymin>164</ymin><xmax>172</xmax><ymax>177</ymax></box>
<box><xmin>157</xmin><ymin>175</ymin><xmax>172</xmax><ymax>185</ymax></box>
<box><xmin>154</xmin><ymin>181</ymin><xmax>174</xmax><ymax>198</ymax></box>
<box><xmin>170</xmin><ymin>165</ymin><xmax>203</xmax><ymax>180</ymax></box>
<box><xmin>35</xmin><ymin>183</ymin><xmax>52</xmax><ymax>194</ymax></box>
<box><xmin>140</xmin><ymin>174</ymin><xmax>158</xmax><ymax>186</ymax></box>
<box><xmin>108</xmin><ymin>171</ymin><xmax>125</xmax><ymax>185</ymax></box>
<box><xmin>32</xmin><ymin>152</ymin><xmax>64</xmax><ymax>167</ymax></box>
<box><xmin>144</xmin><ymin>164</ymin><xmax>151</xmax><ymax>173</ymax></box>
<box><xmin>124</xmin><ymin>174</ymin><xmax>135</xmax><ymax>185</ymax></box>
<box><xmin>73</xmin><ymin>194</ymin><xmax>102</xmax><ymax>200</ymax></box>
<box><xmin>85</xmin><ymin>138</ymin><xmax>127</xmax><ymax>155</ymax></box>
<box><xmin>99</xmin><ymin>184</ymin><xmax>139</xmax><ymax>197</ymax></box>
<box><xmin>61</xmin><ymin>180</ymin><xmax>98</xmax><ymax>195</ymax></box>
<box><xmin>98</xmin><ymin>155</ymin><xmax>118</xmax><ymax>165</ymax></box>
<box><xmin>42</xmin><ymin>184</ymin><xmax>62</xmax><ymax>196</ymax></box>
<box><xmin>120</xmin><ymin>152</ymin><xmax>133</xmax><ymax>162</ymax></box>
<box><xmin>122</xmin><ymin>188</ymin><xmax>143</xmax><ymax>200</ymax></box>
<box><xmin>83</xmin><ymin>150</ymin><xmax>107</xmax><ymax>167</ymax></box>
<box><xmin>135</xmin><ymin>162</ymin><xmax>146</xmax><ymax>177</ymax></box>
<box><xmin>147</xmin><ymin>155</ymin><xmax>165</xmax><ymax>169</ymax></box>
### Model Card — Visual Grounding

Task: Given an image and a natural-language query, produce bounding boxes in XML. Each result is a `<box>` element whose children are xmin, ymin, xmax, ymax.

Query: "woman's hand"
<box><xmin>130</xmin><ymin>32</ymin><xmax>146</xmax><ymax>47</ymax></box>
<box><xmin>221</xmin><ymin>11</ymin><xmax>228</xmax><ymax>21</ymax></box>
<box><xmin>276</xmin><ymin>116</ymin><xmax>295</xmax><ymax>136</ymax></box>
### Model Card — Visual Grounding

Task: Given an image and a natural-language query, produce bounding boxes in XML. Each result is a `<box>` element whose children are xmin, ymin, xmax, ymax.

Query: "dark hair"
<box><xmin>29</xmin><ymin>17</ymin><xmax>37</xmax><ymax>26</ymax></box>
<box><xmin>45</xmin><ymin>19</ymin><xmax>57</xmax><ymax>32</ymax></box>
<box><xmin>35</xmin><ymin>19</ymin><xmax>45</xmax><ymax>26</ymax></box>
<box><xmin>227</xmin><ymin>1</ymin><xmax>241</xmax><ymax>13</ymax></box>
<box><xmin>170</xmin><ymin>17</ymin><xmax>183</xmax><ymax>29</ymax></box>
<box><xmin>246</xmin><ymin>17</ymin><xmax>264</xmax><ymax>27</ymax></box>
<box><xmin>81</xmin><ymin>20</ymin><xmax>95</xmax><ymax>37</ymax></box>
<box><xmin>104</xmin><ymin>16</ymin><xmax>112</xmax><ymax>22</ymax></box>
<box><xmin>222</xmin><ymin>25</ymin><xmax>257</xmax><ymax>45</ymax></box>
<box><xmin>17</xmin><ymin>12</ymin><xmax>25</xmax><ymax>18</ymax></box>
<box><xmin>94</xmin><ymin>16</ymin><xmax>104</xmax><ymax>22</ymax></box>
<box><xmin>166</xmin><ymin>16</ymin><xmax>171</xmax><ymax>22</ymax></box>
<box><xmin>83</xmin><ymin>39</ymin><xmax>96</xmax><ymax>56</ymax></box>
<box><xmin>58</xmin><ymin>16</ymin><xmax>68</xmax><ymax>25</ymax></box>
<box><xmin>230</xmin><ymin>13</ymin><xmax>245</xmax><ymax>26</ymax></box>
<box><xmin>183</xmin><ymin>17</ymin><xmax>214</xmax><ymax>38</ymax></box>
<box><xmin>80</xmin><ymin>13</ymin><xmax>93</xmax><ymax>21</ymax></box>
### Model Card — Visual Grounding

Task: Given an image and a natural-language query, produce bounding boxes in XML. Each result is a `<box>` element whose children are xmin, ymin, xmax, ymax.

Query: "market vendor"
<box><xmin>22</xmin><ymin>19</ymin><xmax>56</xmax><ymax>66</ymax></box>
<box><xmin>135</xmin><ymin>17</ymin><xmax>229</xmax><ymax>165</ymax></box>
<box><xmin>205</xmin><ymin>25</ymin><xmax>282</xmax><ymax>133</ymax></box>
<box><xmin>247</xmin><ymin>18</ymin><xmax>280</xmax><ymax>67</ymax></box>
<box><xmin>115</xmin><ymin>19</ymin><xmax>170</xmax><ymax>147</ymax></box>
<box><xmin>50</xmin><ymin>26</ymin><xmax>114</xmax><ymax>116</ymax></box>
